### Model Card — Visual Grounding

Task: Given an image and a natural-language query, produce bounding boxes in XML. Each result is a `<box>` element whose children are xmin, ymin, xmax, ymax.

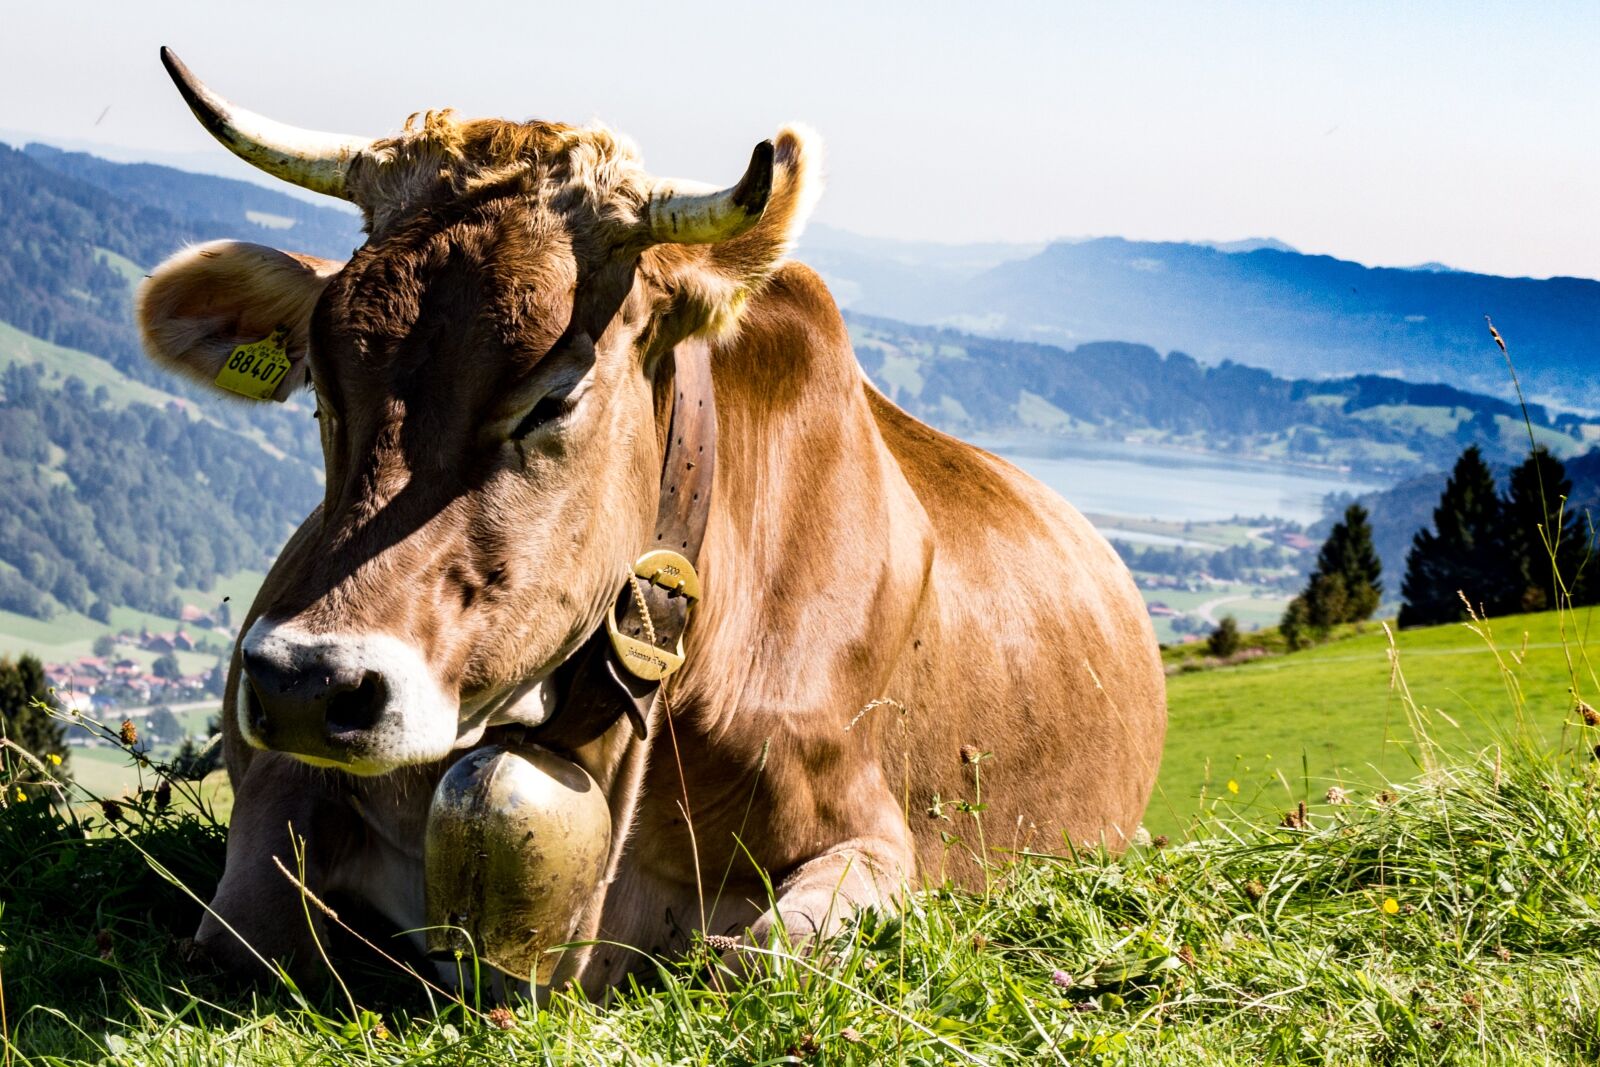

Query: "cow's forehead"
<box><xmin>316</xmin><ymin>199</ymin><xmax>583</xmax><ymax>395</ymax></box>
<box><xmin>345</xmin><ymin>113</ymin><xmax>650</xmax><ymax>238</ymax></box>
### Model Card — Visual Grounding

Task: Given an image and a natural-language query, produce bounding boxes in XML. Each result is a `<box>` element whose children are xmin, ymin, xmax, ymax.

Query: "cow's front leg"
<box><xmin>194</xmin><ymin>752</ymin><xmax>358</xmax><ymax>980</ymax></box>
<box><xmin>741</xmin><ymin>831</ymin><xmax>913</xmax><ymax>959</ymax></box>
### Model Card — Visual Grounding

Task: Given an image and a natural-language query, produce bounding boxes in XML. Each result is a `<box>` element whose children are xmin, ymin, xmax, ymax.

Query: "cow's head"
<box><xmin>138</xmin><ymin>50</ymin><xmax>820</xmax><ymax>774</ymax></box>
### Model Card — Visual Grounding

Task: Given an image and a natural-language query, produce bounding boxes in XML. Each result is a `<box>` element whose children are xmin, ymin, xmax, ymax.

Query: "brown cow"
<box><xmin>137</xmin><ymin>49</ymin><xmax>1165</xmax><ymax>992</ymax></box>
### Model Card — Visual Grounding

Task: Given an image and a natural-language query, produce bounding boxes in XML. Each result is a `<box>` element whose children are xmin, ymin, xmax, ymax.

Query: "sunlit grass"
<box><xmin>3</xmin><ymin>605</ymin><xmax>1599</xmax><ymax>1064</ymax></box>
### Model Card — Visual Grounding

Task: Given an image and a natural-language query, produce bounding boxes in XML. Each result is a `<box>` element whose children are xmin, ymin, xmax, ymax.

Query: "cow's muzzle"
<box><xmin>239</xmin><ymin>619</ymin><xmax>460</xmax><ymax>773</ymax></box>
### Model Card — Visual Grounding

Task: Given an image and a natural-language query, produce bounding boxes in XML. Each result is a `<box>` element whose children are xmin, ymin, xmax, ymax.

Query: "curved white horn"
<box><xmin>647</xmin><ymin>140</ymin><xmax>775</xmax><ymax>244</ymax></box>
<box><xmin>160</xmin><ymin>47</ymin><xmax>374</xmax><ymax>201</ymax></box>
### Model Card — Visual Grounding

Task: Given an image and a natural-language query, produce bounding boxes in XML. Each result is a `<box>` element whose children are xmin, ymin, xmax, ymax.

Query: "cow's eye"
<box><xmin>510</xmin><ymin>394</ymin><xmax>576</xmax><ymax>439</ymax></box>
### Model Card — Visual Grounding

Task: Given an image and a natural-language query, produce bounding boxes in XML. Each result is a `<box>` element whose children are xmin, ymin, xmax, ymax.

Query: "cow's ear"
<box><xmin>137</xmin><ymin>241</ymin><xmax>342</xmax><ymax>401</ymax></box>
<box><xmin>657</xmin><ymin>125</ymin><xmax>824</xmax><ymax>339</ymax></box>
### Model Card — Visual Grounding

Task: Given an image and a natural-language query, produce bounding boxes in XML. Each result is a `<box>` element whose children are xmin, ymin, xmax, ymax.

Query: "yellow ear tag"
<box><xmin>216</xmin><ymin>328</ymin><xmax>293</xmax><ymax>401</ymax></box>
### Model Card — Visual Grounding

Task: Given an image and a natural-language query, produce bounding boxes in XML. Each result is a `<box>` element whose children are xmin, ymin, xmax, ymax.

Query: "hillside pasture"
<box><xmin>3</xmin><ymin>608</ymin><xmax>1598</xmax><ymax>1064</ymax></box>
<box><xmin>1153</xmin><ymin>606</ymin><xmax>1599</xmax><ymax>837</ymax></box>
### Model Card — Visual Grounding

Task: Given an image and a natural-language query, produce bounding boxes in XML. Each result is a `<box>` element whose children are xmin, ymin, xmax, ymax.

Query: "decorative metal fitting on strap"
<box><xmin>606</xmin><ymin>549</ymin><xmax>701</xmax><ymax>681</ymax></box>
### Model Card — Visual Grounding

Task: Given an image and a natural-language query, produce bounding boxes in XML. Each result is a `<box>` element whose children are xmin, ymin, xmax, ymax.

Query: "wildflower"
<box><xmin>13</xmin><ymin>787</ymin><xmax>26</xmax><ymax>803</ymax></box>
<box><xmin>486</xmin><ymin>1006</ymin><xmax>516</xmax><ymax>1031</ymax></box>
<box><xmin>1381</xmin><ymin>897</ymin><xmax>1399</xmax><ymax>915</ymax></box>
<box><xmin>1177</xmin><ymin>944</ymin><xmax>1197</xmax><ymax>967</ymax></box>
<box><xmin>1375</xmin><ymin>790</ymin><xmax>1397</xmax><ymax>806</ymax></box>
<box><xmin>48</xmin><ymin>753</ymin><xmax>62</xmax><ymax>766</ymax></box>
<box><xmin>100</xmin><ymin>798</ymin><xmax>123</xmax><ymax>823</ymax></box>
<box><xmin>1152</xmin><ymin>834</ymin><xmax>1170</xmax><ymax>849</ymax></box>
<box><xmin>1325</xmin><ymin>786</ymin><xmax>1348</xmax><ymax>805</ymax></box>
<box><xmin>1131</xmin><ymin>827</ymin><xmax>1152</xmax><ymax>847</ymax></box>
<box><xmin>119</xmin><ymin>719</ymin><xmax>138</xmax><ymax>746</ymax></box>
<box><xmin>1051</xmin><ymin>969</ymin><xmax>1073</xmax><ymax>990</ymax></box>
<box><xmin>1243</xmin><ymin>879</ymin><xmax>1266</xmax><ymax>902</ymax></box>
<box><xmin>787</xmin><ymin>1033</ymin><xmax>819</xmax><ymax>1058</ymax></box>
<box><xmin>154</xmin><ymin>780</ymin><xmax>172</xmax><ymax>811</ymax></box>
<box><xmin>1226</xmin><ymin>779</ymin><xmax>1239</xmax><ymax>795</ymax></box>
<box><xmin>1580</xmin><ymin>701</ymin><xmax>1600</xmax><ymax>727</ymax></box>
<box><xmin>971</xmin><ymin>933</ymin><xmax>989</xmax><ymax>951</ymax></box>
<box><xmin>1495</xmin><ymin>946</ymin><xmax>1512</xmax><ymax>962</ymax></box>
<box><xmin>840</xmin><ymin>1027</ymin><xmax>862</xmax><ymax>1043</ymax></box>
<box><xmin>960</xmin><ymin>744</ymin><xmax>988</xmax><ymax>765</ymax></box>
<box><xmin>369</xmin><ymin>1020</ymin><xmax>390</xmax><ymax>1041</ymax></box>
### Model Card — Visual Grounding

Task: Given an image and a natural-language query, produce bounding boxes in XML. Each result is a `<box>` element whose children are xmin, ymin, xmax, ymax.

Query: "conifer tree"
<box><xmin>0</xmin><ymin>654</ymin><xmax>70</xmax><ymax>777</ymax></box>
<box><xmin>1399</xmin><ymin>445</ymin><xmax>1512</xmax><ymax>627</ymax></box>
<box><xmin>1502</xmin><ymin>446</ymin><xmax>1583</xmax><ymax>613</ymax></box>
<box><xmin>1313</xmin><ymin>504</ymin><xmax>1383</xmax><ymax>622</ymax></box>
<box><xmin>1280</xmin><ymin>503</ymin><xmax>1384</xmax><ymax>646</ymax></box>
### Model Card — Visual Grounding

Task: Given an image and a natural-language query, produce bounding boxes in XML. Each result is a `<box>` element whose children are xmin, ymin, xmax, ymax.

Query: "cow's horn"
<box><xmin>159</xmin><ymin>47</ymin><xmax>373</xmax><ymax>201</ymax></box>
<box><xmin>646</xmin><ymin>140</ymin><xmax>775</xmax><ymax>244</ymax></box>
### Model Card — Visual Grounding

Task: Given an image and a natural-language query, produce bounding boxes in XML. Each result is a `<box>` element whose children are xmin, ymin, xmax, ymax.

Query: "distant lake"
<box><xmin>973</xmin><ymin>434</ymin><xmax>1388</xmax><ymax>525</ymax></box>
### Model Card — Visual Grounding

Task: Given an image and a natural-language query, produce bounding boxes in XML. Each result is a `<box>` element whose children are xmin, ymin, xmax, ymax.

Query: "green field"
<box><xmin>0</xmin><ymin>318</ymin><xmax>174</xmax><ymax>409</ymax></box>
<box><xmin>5</xmin><ymin>606</ymin><xmax>1600</xmax><ymax>1063</ymax></box>
<box><xmin>0</xmin><ymin>570</ymin><xmax>264</xmax><ymax>669</ymax></box>
<box><xmin>1151</xmin><ymin>606</ymin><xmax>1599</xmax><ymax>836</ymax></box>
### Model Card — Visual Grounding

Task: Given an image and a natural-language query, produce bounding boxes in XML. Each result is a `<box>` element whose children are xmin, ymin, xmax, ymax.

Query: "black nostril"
<box><xmin>324</xmin><ymin>672</ymin><xmax>385</xmax><ymax>737</ymax></box>
<box><xmin>247</xmin><ymin>685</ymin><xmax>269</xmax><ymax>735</ymax></box>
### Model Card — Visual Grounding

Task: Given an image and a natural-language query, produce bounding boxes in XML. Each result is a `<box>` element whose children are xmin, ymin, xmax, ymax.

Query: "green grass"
<box><xmin>3</xmin><ymin>608</ymin><xmax>1599</xmax><ymax>1064</ymax></box>
<box><xmin>1349</xmin><ymin>403</ymin><xmax>1470</xmax><ymax>436</ymax></box>
<box><xmin>1152</xmin><ymin>606</ymin><xmax>1599</xmax><ymax>838</ymax></box>
<box><xmin>0</xmin><ymin>319</ymin><xmax>174</xmax><ymax>410</ymax></box>
<box><xmin>92</xmin><ymin>247</ymin><xmax>146</xmax><ymax>287</ymax></box>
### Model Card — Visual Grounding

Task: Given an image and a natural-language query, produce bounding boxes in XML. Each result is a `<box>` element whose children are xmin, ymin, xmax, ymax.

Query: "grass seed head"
<box><xmin>786</xmin><ymin>1032</ymin><xmax>819</xmax><ymax>1059</ymax></box>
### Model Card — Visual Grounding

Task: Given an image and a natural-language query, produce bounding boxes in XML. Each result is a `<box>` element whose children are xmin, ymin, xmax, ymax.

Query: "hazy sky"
<box><xmin>4</xmin><ymin>1</ymin><xmax>1596</xmax><ymax>279</ymax></box>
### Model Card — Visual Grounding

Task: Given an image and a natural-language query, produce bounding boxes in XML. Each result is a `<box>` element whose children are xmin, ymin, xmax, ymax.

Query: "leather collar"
<box><xmin>533</xmin><ymin>339</ymin><xmax>716</xmax><ymax>748</ymax></box>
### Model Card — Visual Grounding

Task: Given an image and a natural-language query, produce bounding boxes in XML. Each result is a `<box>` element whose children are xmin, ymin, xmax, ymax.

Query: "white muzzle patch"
<box><xmin>239</xmin><ymin>617</ymin><xmax>461</xmax><ymax>774</ymax></box>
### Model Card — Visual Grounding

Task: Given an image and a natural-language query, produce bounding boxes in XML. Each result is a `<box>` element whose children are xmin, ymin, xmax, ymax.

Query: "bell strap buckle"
<box><xmin>606</xmin><ymin>549</ymin><xmax>701</xmax><ymax>681</ymax></box>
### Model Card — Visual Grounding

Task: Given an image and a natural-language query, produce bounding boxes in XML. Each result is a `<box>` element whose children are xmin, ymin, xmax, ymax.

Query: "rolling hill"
<box><xmin>3</xmin><ymin>140</ymin><xmax>1595</xmax><ymax>632</ymax></box>
<box><xmin>807</xmin><ymin>231</ymin><xmax>1600</xmax><ymax>410</ymax></box>
<box><xmin>849</xmin><ymin>313</ymin><xmax>1600</xmax><ymax>479</ymax></box>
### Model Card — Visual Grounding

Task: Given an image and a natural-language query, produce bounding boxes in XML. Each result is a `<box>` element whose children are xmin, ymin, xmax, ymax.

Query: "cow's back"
<box><xmin>685</xmin><ymin>258</ymin><xmax>1166</xmax><ymax>892</ymax></box>
<box><xmin>865</xmin><ymin>370</ymin><xmax>1167</xmax><ymax>876</ymax></box>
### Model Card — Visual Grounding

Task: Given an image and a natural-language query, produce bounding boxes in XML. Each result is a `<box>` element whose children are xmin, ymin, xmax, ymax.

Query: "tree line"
<box><xmin>0</xmin><ymin>362</ymin><xmax>320</xmax><ymax>618</ymax></box>
<box><xmin>1399</xmin><ymin>445</ymin><xmax>1596</xmax><ymax>626</ymax></box>
<box><xmin>1257</xmin><ymin>443</ymin><xmax>1596</xmax><ymax>655</ymax></box>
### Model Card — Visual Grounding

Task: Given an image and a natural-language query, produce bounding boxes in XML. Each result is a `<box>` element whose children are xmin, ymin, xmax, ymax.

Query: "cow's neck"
<box><xmin>523</xmin><ymin>336</ymin><xmax>716</xmax><ymax>760</ymax></box>
<box><xmin>670</xmin><ymin>262</ymin><xmax>933</xmax><ymax>741</ymax></box>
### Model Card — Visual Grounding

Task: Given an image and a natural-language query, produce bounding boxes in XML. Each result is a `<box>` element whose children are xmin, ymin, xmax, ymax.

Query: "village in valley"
<box><xmin>31</xmin><ymin>599</ymin><xmax>234</xmax><ymax>768</ymax></box>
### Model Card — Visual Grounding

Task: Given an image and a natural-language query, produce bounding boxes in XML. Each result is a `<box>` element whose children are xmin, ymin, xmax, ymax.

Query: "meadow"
<box><xmin>1152</xmin><ymin>605</ymin><xmax>1600</xmax><ymax>836</ymax></box>
<box><xmin>2</xmin><ymin>607</ymin><xmax>1598</xmax><ymax>1064</ymax></box>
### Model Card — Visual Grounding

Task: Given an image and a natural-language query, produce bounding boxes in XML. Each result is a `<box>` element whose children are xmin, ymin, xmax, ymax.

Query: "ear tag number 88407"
<box><xmin>216</xmin><ymin>327</ymin><xmax>292</xmax><ymax>401</ymax></box>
